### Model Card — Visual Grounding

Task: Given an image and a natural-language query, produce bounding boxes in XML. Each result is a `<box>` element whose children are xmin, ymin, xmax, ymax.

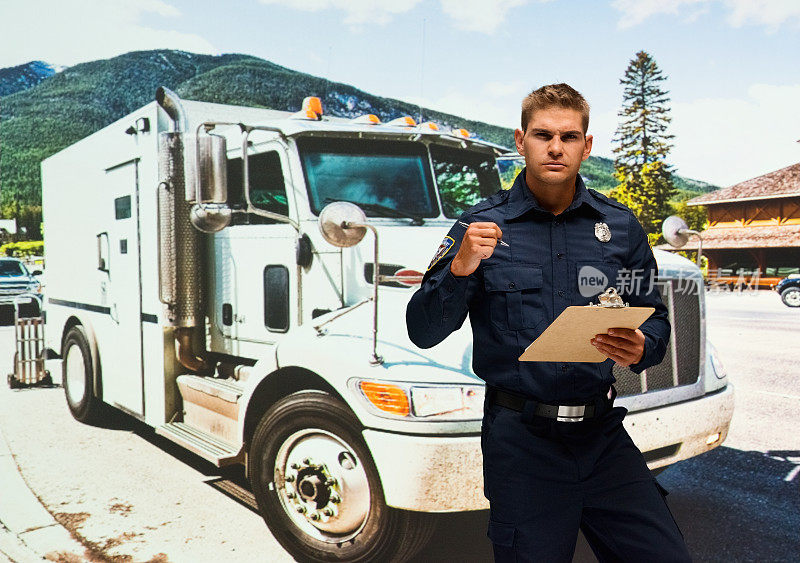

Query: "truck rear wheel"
<box><xmin>62</xmin><ymin>326</ymin><xmax>103</xmax><ymax>424</ymax></box>
<box><xmin>248</xmin><ymin>390</ymin><xmax>436</xmax><ymax>562</ymax></box>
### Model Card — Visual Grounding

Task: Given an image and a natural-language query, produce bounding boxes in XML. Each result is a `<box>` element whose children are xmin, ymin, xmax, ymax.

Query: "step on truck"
<box><xmin>41</xmin><ymin>87</ymin><xmax>734</xmax><ymax>562</ymax></box>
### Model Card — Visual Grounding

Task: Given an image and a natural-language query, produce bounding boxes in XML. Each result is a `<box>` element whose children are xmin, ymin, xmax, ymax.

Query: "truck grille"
<box><xmin>0</xmin><ymin>285</ymin><xmax>31</xmax><ymax>294</ymax></box>
<box><xmin>613</xmin><ymin>278</ymin><xmax>702</xmax><ymax>397</ymax></box>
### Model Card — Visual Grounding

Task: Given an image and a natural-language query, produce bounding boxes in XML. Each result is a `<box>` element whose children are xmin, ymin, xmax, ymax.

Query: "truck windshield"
<box><xmin>298</xmin><ymin>138</ymin><xmax>438</xmax><ymax>218</ymax></box>
<box><xmin>430</xmin><ymin>145</ymin><xmax>502</xmax><ymax>218</ymax></box>
<box><xmin>0</xmin><ymin>261</ymin><xmax>26</xmax><ymax>277</ymax></box>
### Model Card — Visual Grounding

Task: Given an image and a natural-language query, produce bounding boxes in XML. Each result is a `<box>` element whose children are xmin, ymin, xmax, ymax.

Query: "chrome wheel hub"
<box><xmin>274</xmin><ymin>428</ymin><xmax>370</xmax><ymax>543</ymax></box>
<box><xmin>64</xmin><ymin>343</ymin><xmax>86</xmax><ymax>406</ymax></box>
<box><xmin>785</xmin><ymin>290</ymin><xmax>800</xmax><ymax>307</ymax></box>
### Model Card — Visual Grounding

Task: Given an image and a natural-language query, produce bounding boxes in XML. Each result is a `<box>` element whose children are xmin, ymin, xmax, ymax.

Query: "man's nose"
<box><xmin>548</xmin><ymin>137</ymin><xmax>563</xmax><ymax>156</ymax></box>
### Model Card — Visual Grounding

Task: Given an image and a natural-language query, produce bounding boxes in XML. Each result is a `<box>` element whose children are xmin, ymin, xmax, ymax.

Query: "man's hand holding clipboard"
<box><xmin>519</xmin><ymin>287</ymin><xmax>652</xmax><ymax>364</ymax></box>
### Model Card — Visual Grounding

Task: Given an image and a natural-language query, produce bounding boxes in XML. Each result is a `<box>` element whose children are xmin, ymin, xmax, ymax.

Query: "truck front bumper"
<box><xmin>624</xmin><ymin>383</ymin><xmax>735</xmax><ymax>469</ymax></box>
<box><xmin>364</xmin><ymin>383</ymin><xmax>735</xmax><ymax>513</ymax></box>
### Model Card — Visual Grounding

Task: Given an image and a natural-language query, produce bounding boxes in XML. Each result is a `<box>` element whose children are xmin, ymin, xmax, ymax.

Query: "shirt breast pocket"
<box><xmin>483</xmin><ymin>264</ymin><xmax>546</xmax><ymax>331</ymax></box>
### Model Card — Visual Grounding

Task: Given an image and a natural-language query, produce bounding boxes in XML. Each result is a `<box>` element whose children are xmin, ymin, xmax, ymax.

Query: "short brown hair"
<box><xmin>521</xmin><ymin>83</ymin><xmax>590</xmax><ymax>133</ymax></box>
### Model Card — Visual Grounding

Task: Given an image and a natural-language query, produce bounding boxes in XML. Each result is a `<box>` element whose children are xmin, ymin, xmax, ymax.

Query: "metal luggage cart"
<box><xmin>7</xmin><ymin>293</ymin><xmax>51</xmax><ymax>388</ymax></box>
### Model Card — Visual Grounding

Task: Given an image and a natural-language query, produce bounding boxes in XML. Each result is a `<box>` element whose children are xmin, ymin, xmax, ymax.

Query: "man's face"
<box><xmin>513</xmin><ymin>106</ymin><xmax>593</xmax><ymax>187</ymax></box>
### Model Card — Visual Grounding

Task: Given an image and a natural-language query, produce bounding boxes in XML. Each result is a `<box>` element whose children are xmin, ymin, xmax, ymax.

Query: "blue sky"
<box><xmin>3</xmin><ymin>0</ymin><xmax>799</xmax><ymax>187</ymax></box>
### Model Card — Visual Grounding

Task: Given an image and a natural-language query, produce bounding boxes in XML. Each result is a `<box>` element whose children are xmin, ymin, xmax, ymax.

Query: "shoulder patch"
<box><xmin>587</xmin><ymin>188</ymin><xmax>630</xmax><ymax>213</ymax></box>
<box><xmin>427</xmin><ymin>236</ymin><xmax>455</xmax><ymax>271</ymax></box>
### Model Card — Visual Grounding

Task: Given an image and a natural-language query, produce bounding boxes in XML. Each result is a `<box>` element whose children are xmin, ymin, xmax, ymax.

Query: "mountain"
<box><xmin>0</xmin><ymin>49</ymin><xmax>717</xmax><ymax>238</ymax></box>
<box><xmin>0</xmin><ymin>61</ymin><xmax>60</xmax><ymax>97</ymax></box>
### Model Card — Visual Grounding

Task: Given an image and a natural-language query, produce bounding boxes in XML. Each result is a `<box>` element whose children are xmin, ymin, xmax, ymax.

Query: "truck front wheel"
<box><xmin>62</xmin><ymin>326</ymin><xmax>103</xmax><ymax>424</ymax></box>
<box><xmin>248</xmin><ymin>390</ymin><xmax>436</xmax><ymax>562</ymax></box>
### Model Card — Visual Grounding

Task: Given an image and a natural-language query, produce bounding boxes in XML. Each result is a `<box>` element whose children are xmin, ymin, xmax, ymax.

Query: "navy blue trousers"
<box><xmin>482</xmin><ymin>388</ymin><xmax>692</xmax><ymax>562</ymax></box>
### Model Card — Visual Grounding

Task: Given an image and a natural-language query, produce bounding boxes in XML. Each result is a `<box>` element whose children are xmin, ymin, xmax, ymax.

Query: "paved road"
<box><xmin>0</xmin><ymin>291</ymin><xmax>798</xmax><ymax>562</ymax></box>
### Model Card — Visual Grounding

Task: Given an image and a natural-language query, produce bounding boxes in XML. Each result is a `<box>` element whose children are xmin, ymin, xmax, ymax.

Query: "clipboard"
<box><xmin>519</xmin><ymin>288</ymin><xmax>654</xmax><ymax>363</ymax></box>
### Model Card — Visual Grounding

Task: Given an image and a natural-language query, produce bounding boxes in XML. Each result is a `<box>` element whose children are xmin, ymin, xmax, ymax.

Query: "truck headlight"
<box><xmin>350</xmin><ymin>379</ymin><xmax>484</xmax><ymax>421</ymax></box>
<box><xmin>709</xmin><ymin>341</ymin><xmax>727</xmax><ymax>379</ymax></box>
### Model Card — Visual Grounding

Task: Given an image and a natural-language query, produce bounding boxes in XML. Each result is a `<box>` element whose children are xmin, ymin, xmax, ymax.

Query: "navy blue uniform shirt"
<box><xmin>406</xmin><ymin>169</ymin><xmax>671</xmax><ymax>403</ymax></box>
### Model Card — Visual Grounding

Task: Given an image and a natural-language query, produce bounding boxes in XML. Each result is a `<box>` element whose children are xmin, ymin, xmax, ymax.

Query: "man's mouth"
<box><xmin>543</xmin><ymin>162</ymin><xmax>566</xmax><ymax>169</ymax></box>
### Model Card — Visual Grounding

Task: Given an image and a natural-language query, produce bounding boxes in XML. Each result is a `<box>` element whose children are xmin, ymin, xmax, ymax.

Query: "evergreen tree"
<box><xmin>610</xmin><ymin>51</ymin><xmax>676</xmax><ymax>239</ymax></box>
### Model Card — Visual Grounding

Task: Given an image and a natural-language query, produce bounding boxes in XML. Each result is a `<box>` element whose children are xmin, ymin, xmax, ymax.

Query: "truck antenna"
<box><xmin>418</xmin><ymin>17</ymin><xmax>426</xmax><ymax>124</ymax></box>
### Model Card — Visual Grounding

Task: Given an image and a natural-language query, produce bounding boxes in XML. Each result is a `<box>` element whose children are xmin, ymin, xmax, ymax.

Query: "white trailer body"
<box><xmin>41</xmin><ymin>91</ymin><xmax>734</xmax><ymax>562</ymax></box>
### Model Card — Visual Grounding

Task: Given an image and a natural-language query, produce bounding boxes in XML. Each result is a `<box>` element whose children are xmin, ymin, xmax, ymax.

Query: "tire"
<box><xmin>248</xmin><ymin>391</ymin><xmax>436</xmax><ymax>563</ymax></box>
<box><xmin>62</xmin><ymin>325</ymin><xmax>103</xmax><ymax>423</ymax></box>
<box><xmin>780</xmin><ymin>287</ymin><xmax>800</xmax><ymax>308</ymax></box>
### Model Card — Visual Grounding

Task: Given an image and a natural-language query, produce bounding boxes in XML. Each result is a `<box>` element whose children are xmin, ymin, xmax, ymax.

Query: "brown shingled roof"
<box><xmin>655</xmin><ymin>224</ymin><xmax>800</xmax><ymax>250</ymax></box>
<box><xmin>687</xmin><ymin>162</ymin><xmax>800</xmax><ymax>206</ymax></box>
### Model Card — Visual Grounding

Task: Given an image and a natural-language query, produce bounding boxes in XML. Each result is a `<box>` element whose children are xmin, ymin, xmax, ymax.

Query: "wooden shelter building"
<box><xmin>678</xmin><ymin>162</ymin><xmax>800</xmax><ymax>286</ymax></box>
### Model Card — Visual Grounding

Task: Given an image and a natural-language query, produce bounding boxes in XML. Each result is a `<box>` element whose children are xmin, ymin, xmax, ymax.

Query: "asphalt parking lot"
<box><xmin>0</xmin><ymin>289</ymin><xmax>798</xmax><ymax>562</ymax></box>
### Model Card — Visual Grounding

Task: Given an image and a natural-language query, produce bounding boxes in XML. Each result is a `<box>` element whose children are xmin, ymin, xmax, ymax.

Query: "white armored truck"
<box><xmin>41</xmin><ymin>88</ymin><xmax>734</xmax><ymax>562</ymax></box>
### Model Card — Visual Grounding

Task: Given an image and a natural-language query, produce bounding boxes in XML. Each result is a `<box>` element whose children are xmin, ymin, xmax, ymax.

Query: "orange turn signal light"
<box><xmin>419</xmin><ymin>121</ymin><xmax>439</xmax><ymax>131</ymax></box>
<box><xmin>387</xmin><ymin>116</ymin><xmax>416</xmax><ymax>127</ymax></box>
<box><xmin>352</xmin><ymin>114</ymin><xmax>381</xmax><ymax>124</ymax></box>
<box><xmin>359</xmin><ymin>381</ymin><xmax>410</xmax><ymax>416</ymax></box>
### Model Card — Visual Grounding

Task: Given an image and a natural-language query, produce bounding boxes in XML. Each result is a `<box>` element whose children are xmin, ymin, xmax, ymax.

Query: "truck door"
<box><xmin>215</xmin><ymin>142</ymin><xmax>297</xmax><ymax>357</ymax></box>
<box><xmin>103</xmin><ymin>160</ymin><xmax>144</xmax><ymax>416</ymax></box>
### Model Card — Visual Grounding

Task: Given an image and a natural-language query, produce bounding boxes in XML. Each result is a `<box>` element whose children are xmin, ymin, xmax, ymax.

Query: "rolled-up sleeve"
<box><xmin>406</xmin><ymin>213</ymin><xmax>477</xmax><ymax>349</ymax></box>
<box><xmin>624</xmin><ymin>213</ymin><xmax>671</xmax><ymax>374</ymax></box>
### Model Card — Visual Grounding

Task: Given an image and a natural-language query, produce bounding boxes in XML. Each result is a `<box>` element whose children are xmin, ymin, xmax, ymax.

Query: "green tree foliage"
<box><xmin>0</xmin><ymin>240</ymin><xmax>43</xmax><ymax>257</ymax></box>
<box><xmin>610</xmin><ymin>51</ymin><xmax>677</xmax><ymax>239</ymax></box>
<box><xmin>671</xmin><ymin>193</ymin><xmax>708</xmax><ymax>232</ymax></box>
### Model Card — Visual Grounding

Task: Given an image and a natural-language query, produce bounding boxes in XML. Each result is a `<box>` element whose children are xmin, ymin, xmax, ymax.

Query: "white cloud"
<box><xmin>668</xmin><ymin>84</ymin><xmax>800</xmax><ymax>186</ymax></box>
<box><xmin>439</xmin><ymin>0</ymin><xmax>541</xmax><ymax>34</ymax></box>
<box><xmin>259</xmin><ymin>0</ymin><xmax>535</xmax><ymax>33</ymax></box>
<box><xmin>612</xmin><ymin>0</ymin><xmax>800</xmax><ymax>30</ymax></box>
<box><xmin>724</xmin><ymin>0</ymin><xmax>800</xmax><ymax>31</ymax></box>
<box><xmin>402</xmin><ymin>81</ymin><xmax>527</xmax><ymax>133</ymax></box>
<box><xmin>0</xmin><ymin>0</ymin><xmax>216</xmax><ymax>68</ymax></box>
<box><xmin>258</xmin><ymin>0</ymin><xmax>423</xmax><ymax>25</ymax></box>
<box><xmin>611</xmin><ymin>0</ymin><xmax>707</xmax><ymax>29</ymax></box>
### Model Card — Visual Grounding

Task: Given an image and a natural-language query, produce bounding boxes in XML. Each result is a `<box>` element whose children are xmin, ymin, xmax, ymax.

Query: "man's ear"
<box><xmin>514</xmin><ymin>128</ymin><xmax>525</xmax><ymax>155</ymax></box>
<box><xmin>582</xmin><ymin>134</ymin><xmax>593</xmax><ymax>161</ymax></box>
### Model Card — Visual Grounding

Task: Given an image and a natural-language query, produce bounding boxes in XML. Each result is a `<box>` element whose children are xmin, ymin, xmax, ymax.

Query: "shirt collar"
<box><xmin>506</xmin><ymin>168</ymin><xmax>606</xmax><ymax>221</ymax></box>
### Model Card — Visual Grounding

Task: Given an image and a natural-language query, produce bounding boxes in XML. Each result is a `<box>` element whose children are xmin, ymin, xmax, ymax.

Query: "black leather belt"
<box><xmin>489</xmin><ymin>386</ymin><xmax>615</xmax><ymax>422</ymax></box>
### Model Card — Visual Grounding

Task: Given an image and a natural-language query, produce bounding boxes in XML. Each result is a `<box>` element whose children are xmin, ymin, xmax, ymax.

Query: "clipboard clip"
<box><xmin>587</xmin><ymin>287</ymin><xmax>628</xmax><ymax>308</ymax></box>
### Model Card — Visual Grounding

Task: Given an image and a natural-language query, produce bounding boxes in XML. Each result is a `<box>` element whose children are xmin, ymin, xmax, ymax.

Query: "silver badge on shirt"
<box><xmin>594</xmin><ymin>222</ymin><xmax>611</xmax><ymax>243</ymax></box>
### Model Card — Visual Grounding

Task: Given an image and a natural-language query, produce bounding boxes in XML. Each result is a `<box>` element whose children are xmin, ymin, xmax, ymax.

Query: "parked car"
<box><xmin>0</xmin><ymin>257</ymin><xmax>42</xmax><ymax>317</ymax></box>
<box><xmin>776</xmin><ymin>275</ymin><xmax>800</xmax><ymax>307</ymax></box>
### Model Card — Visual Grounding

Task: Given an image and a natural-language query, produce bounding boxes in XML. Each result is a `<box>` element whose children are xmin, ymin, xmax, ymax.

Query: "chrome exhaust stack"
<box><xmin>156</xmin><ymin>86</ymin><xmax>213</xmax><ymax>375</ymax></box>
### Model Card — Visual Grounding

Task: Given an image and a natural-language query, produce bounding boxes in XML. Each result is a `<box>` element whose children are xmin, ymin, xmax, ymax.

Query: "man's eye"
<box><xmin>563</xmin><ymin>134</ymin><xmax>578</xmax><ymax>141</ymax></box>
<box><xmin>535</xmin><ymin>133</ymin><xmax>549</xmax><ymax>139</ymax></box>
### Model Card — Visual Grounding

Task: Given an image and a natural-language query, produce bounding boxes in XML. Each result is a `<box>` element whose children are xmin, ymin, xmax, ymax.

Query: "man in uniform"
<box><xmin>406</xmin><ymin>83</ymin><xmax>693</xmax><ymax>562</ymax></box>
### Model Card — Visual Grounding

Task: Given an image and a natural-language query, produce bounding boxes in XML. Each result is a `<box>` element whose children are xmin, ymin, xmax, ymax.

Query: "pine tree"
<box><xmin>610</xmin><ymin>51</ymin><xmax>676</xmax><ymax>239</ymax></box>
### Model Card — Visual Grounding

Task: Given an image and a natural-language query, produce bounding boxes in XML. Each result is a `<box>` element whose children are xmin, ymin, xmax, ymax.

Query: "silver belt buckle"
<box><xmin>556</xmin><ymin>404</ymin><xmax>586</xmax><ymax>422</ymax></box>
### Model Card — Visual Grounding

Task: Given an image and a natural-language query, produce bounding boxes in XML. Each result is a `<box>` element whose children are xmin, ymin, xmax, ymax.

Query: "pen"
<box><xmin>458</xmin><ymin>221</ymin><xmax>510</xmax><ymax>247</ymax></box>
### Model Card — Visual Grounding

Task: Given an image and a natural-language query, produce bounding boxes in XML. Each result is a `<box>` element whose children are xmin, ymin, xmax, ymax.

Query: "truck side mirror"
<box><xmin>318</xmin><ymin>202</ymin><xmax>368</xmax><ymax>248</ymax></box>
<box><xmin>662</xmin><ymin>215</ymin><xmax>690</xmax><ymax>248</ymax></box>
<box><xmin>198</xmin><ymin>133</ymin><xmax>228</xmax><ymax>203</ymax></box>
<box><xmin>662</xmin><ymin>215</ymin><xmax>704</xmax><ymax>268</ymax></box>
<box><xmin>190</xmin><ymin>132</ymin><xmax>231</xmax><ymax>233</ymax></box>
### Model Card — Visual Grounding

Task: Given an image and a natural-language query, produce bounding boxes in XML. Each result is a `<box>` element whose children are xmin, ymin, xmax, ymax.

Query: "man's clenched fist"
<box><xmin>450</xmin><ymin>222</ymin><xmax>504</xmax><ymax>277</ymax></box>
